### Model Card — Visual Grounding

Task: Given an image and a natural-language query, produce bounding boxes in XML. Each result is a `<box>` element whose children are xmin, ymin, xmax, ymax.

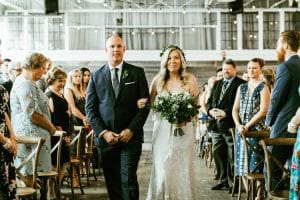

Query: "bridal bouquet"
<box><xmin>152</xmin><ymin>92</ymin><xmax>199</xmax><ymax>136</ymax></box>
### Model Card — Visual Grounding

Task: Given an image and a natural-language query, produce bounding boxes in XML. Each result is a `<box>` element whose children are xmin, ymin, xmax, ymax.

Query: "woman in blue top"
<box><xmin>10</xmin><ymin>52</ymin><xmax>56</xmax><ymax>187</ymax></box>
<box><xmin>232</xmin><ymin>58</ymin><xmax>270</xmax><ymax>199</ymax></box>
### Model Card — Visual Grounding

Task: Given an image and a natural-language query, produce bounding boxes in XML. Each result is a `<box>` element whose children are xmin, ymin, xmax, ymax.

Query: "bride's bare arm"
<box><xmin>149</xmin><ymin>75</ymin><xmax>159</xmax><ymax>106</ymax></box>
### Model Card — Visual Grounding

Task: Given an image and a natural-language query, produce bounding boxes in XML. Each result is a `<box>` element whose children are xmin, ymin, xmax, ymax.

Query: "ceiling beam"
<box><xmin>270</xmin><ymin>0</ymin><xmax>287</xmax><ymax>8</ymax></box>
<box><xmin>0</xmin><ymin>0</ymin><xmax>23</xmax><ymax>10</ymax></box>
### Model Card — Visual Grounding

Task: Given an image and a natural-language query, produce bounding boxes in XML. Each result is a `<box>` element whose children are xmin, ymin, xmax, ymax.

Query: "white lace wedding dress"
<box><xmin>146</xmin><ymin>112</ymin><xmax>197</xmax><ymax>200</ymax></box>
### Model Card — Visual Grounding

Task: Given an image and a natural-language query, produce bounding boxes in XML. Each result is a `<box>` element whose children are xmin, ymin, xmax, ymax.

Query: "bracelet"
<box><xmin>3</xmin><ymin>138</ymin><xmax>11</xmax><ymax>150</ymax></box>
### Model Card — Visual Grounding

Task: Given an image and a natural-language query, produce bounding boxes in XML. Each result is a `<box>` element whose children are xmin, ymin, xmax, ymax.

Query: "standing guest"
<box><xmin>143</xmin><ymin>45</ymin><xmax>199</xmax><ymax>200</ymax></box>
<box><xmin>2</xmin><ymin>61</ymin><xmax>22</xmax><ymax>94</ymax></box>
<box><xmin>265</xmin><ymin>30</ymin><xmax>300</xmax><ymax>190</ymax></box>
<box><xmin>232</xmin><ymin>58</ymin><xmax>270</xmax><ymax>199</ymax></box>
<box><xmin>206</xmin><ymin>59</ymin><xmax>245</xmax><ymax>191</ymax></box>
<box><xmin>0</xmin><ymin>58</ymin><xmax>11</xmax><ymax>84</ymax></box>
<box><xmin>10</xmin><ymin>52</ymin><xmax>56</xmax><ymax>187</ymax></box>
<box><xmin>64</xmin><ymin>69</ymin><xmax>88</xmax><ymax>128</ymax></box>
<box><xmin>0</xmin><ymin>85</ymin><xmax>17</xmax><ymax>200</ymax></box>
<box><xmin>45</xmin><ymin>66</ymin><xmax>71</xmax><ymax>182</ymax></box>
<box><xmin>80</xmin><ymin>67</ymin><xmax>91</xmax><ymax>97</ymax></box>
<box><xmin>36</xmin><ymin>58</ymin><xmax>52</xmax><ymax>92</ymax></box>
<box><xmin>64</xmin><ymin>68</ymin><xmax>88</xmax><ymax>187</ymax></box>
<box><xmin>242</xmin><ymin>71</ymin><xmax>249</xmax><ymax>81</ymax></box>
<box><xmin>289</xmin><ymin>86</ymin><xmax>300</xmax><ymax>200</ymax></box>
<box><xmin>261</xmin><ymin>68</ymin><xmax>275</xmax><ymax>92</ymax></box>
<box><xmin>86</xmin><ymin>34</ymin><xmax>150</xmax><ymax>200</ymax></box>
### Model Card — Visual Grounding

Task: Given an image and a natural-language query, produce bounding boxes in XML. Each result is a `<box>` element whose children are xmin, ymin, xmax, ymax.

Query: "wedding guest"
<box><xmin>216</xmin><ymin>68</ymin><xmax>223</xmax><ymax>81</ymax></box>
<box><xmin>0</xmin><ymin>58</ymin><xmax>11</xmax><ymax>84</ymax></box>
<box><xmin>0</xmin><ymin>85</ymin><xmax>17</xmax><ymax>200</ymax></box>
<box><xmin>232</xmin><ymin>58</ymin><xmax>270</xmax><ymax>199</ymax></box>
<box><xmin>64</xmin><ymin>68</ymin><xmax>88</xmax><ymax>187</ymax></box>
<box><xmin>261</xmin><ymin>68</ymin><xmax>275</xmax><ymax>92</ymax></box>
<box><xmin>86</xmin><ymin>34</ymin><xmax>150</xmax><ymax>200</ymax></box>
<box><xmin>80</xmin><ymin>67</ymin><xmax>91</xmax><ymax>97</ymax></box>
<box><xmin>141</xmin><ymin>45</ymin><xmax>199</xmax><ymax>199</ymax></box>
<box><xmin>265</xmin><ymin>31</ymin><xmax>300</xmax><ymax>190</ymax></box>
<box><xmin>45</xmin><ymin>66</ymin><xmax>71</xmax><ymax>182</ymax></box>
<box><xmin>36</xmin><ymin>57</ymin><xmax>52</xmax><ymax>92</ymax></box>
<box><xmin>242</xmin><ymin>71</ymin><xmax>249</xmax><ymax>81</ymax></box>
<box><xmin>1</xmin><ymin>61</ymin><xmax>21</xmax><ymax>94</ymax></box>
<box><xmin>289</xmin><ymin>86</ymin><xmax>300</xmax><ymax>200</ymax></box>
<box><xmin>10</xmin><ymin>52</ymin><xmax>56</xmax><ymax>187</ymax></box>
<box><xmin>207</xmin><ymin>59</ymin><xmax>245</xmax><ymax>191</ymax></box>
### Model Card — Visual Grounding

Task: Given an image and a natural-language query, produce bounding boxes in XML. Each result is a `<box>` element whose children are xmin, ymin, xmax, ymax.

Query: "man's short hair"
<box><xmin>280</xmin><ymin>31</ymin><xmax>300</xmax><ymax>52</ymax></box>
<box><xmin>223</xmin><ymin>58</ymin><xmax>236</xmax><ymax>68</ymax></box>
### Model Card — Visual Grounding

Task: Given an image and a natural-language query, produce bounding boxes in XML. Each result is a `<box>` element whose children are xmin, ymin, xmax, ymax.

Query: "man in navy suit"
<box><xmin>86</xmin><ymin>34</ymin><xmax>150</xmax><ymax>200</ymax></box>
<box><xmin>207</xmin><ymin>59</ymin><xmax>245</xmax><ymax>191</ymax></box>
<box><xmin>265</xmin><ymin>30</ymin><xmax>300</xmax><ymax>190</ymax></box>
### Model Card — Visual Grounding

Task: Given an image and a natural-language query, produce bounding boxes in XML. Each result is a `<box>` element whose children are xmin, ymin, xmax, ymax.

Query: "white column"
<box><xmin>216</xmin><ymin>11</ymin><xmax>221</xmax><ymax>51</ymax></box>
<box><xmin>44</xmin><ymin>17</ymin><xmax>49</xmax><ymax>50</ymax></box>
<box><xmin>64</xmin><ymin>13</ymin><xmax>69</xmax><ymax>50</ymax></box>
<box><xmin>237</xmin><ymin>13</ymin><xmax>243</xmax><ymax>50</ymax></box>
<box><xmin>279</xmin><ymin>10</ymin><xmax>285</xmax><ymax>33</ymax></box>
<box><xmin>258</xmin><ymin>11</ymin><xmax>263</xmax><ymax>50</ymax></box>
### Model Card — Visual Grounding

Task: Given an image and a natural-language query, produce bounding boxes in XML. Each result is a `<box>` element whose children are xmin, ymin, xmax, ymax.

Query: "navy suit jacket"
<box><xmin>266</xmin><ymin>55</ymin><xmax>300</xmax><ymax>138</ymax></box>
<box><xmin>206</xmin><ymin>76</ymin><xmax>246</xmax><ymax>133</ymax></box>
<box><xmin>85</xmin><ymin>62</ymin><xmax>150</xmax><ymax>147</ymax></box>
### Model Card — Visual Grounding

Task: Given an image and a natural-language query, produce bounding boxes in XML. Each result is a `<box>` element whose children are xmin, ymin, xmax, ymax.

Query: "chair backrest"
<box><xmin>15</xmin><ymin>136</ymin><xmax>45</xmax><ymax>188</ymax></box>
<box><xmin>259</xmin><ymin>138</ymin><xmax>296</xmax><ymax>195</ymax></box>
<box><xmin>241</xmin><ymin>130</ymin><xmax>270</xmax><ymax>173</ymax></box>
<box><xmin>85</xmin><ymin>130</ymin><xmax>94</xmax><ymax>153</ymax></box>
<box><xmin>70</xmin><ymin>126</ymin><xmax>87</xmax><ymax>158</ymax></box>
<box><xmin>51</xmin><ymin>130</ymin><xmax>66</xmax><ymax>173</ymax></box>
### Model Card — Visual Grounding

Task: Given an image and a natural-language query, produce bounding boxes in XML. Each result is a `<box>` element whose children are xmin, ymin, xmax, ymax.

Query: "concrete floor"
<box><xmin>60</xmin><ymin>143</ymin><xmax>238</xmax><ymax>200</ymax></box>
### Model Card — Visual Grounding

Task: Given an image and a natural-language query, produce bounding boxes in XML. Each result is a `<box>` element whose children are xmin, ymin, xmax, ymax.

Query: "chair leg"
<box><xmin>238</xmin><ymin>176</ymin><xmax>242</xmax><ymax>200</ymax></box>
<box><xmin>75</xmin><ymin>163</ymin><xmax>84</xmax><ymax>194</ymax></box>
<box><xmin>69</xmin><ymin>165</ymin><xmax>75</xmax><ymax>200</ymax></box>
<box><xmin>231</xmin><ymin>176</ymin><xmax>237</xmax><ymax>197</ymax></box>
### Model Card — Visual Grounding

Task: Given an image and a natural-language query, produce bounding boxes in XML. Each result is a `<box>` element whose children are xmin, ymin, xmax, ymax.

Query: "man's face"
<box><xmin>105</xmin><ymin>36</ymin><xmax>125</xmax><ymax>67</ymax></box>
<box><xmin>222</xmin><ymin>64</ymin><xmax>236</xmax><ymax>80</ymax></box>
<box><xmin>276</xmin><ymin>37</ymin><xmax>285</xmax><ymax>63</ymax></box>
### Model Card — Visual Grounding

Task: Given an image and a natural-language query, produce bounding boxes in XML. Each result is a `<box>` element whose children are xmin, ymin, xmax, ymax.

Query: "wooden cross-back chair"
<box><xmin>37</xmin><ymin>130</ymin><xmax>66</xmax><ymax>200</ymax></box>
<box><xmin>260</xmin><ymin>137</ymin><xmax>296</xmax><ymax>200</ymax></box>
<box><xmin>84</xmin><ymin>130</ymin><xmax>97</xmax><ymax>185</ymax></box>
<box><xmin>241</xmin><ymin>130</ymin><xmax>270</xmax><ymax>200</ymax></box>
<box><xmin>65</xmin><ymin>126</ymin><xmax>85</xmax><ymax>200</ymax></box>
<box><xmin>15</xmin><ymin>136</ymin><xmax>44</xmax><ymax>200</ymax></box>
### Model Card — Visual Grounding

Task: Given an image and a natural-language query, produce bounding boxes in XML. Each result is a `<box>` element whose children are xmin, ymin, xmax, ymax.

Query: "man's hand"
<box><xmin>103</xmin><ymin>131</ymin><xmax>120</xmax><ymax>145</ymax></box>
<box><xmin>119</xmin><ymin>128</ymin><xmax>133</xmax><ymax>143</ymax></box>
<box><xmin>209</xmin><ymin>108</ymin><xmax>226</xmax><ymax>120</ymax></box>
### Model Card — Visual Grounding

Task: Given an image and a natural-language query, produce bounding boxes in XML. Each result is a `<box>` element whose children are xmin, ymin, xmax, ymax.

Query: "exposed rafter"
<box><xmin>0</xmin><ymin>0</ymin><xmax>23</xmax><ymax>10</ymax></box>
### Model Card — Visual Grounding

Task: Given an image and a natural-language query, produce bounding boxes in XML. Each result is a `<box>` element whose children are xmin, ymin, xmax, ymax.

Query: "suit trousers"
<box><xmin>100</xmin><ymin>141</ymin><xmax>142</xmax><ymax>200</ymax></box>
<box><xmin>211</xmin><ymin>130</ymin><xmax>234</xmax><ymax>187</ymax></box>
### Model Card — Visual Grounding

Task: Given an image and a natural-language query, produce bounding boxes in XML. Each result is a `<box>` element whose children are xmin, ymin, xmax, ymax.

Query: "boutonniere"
<box><xmin>122</xmin><ymin>70</ymin><xmax>129</xmax><ymax>80</ymax></box>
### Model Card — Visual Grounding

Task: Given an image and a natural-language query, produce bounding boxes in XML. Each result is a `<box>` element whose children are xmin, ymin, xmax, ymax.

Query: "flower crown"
<box><xmin>159</xmin><ymin>44</ymin><xmax>186</xmax><ymax>61</ymax></box>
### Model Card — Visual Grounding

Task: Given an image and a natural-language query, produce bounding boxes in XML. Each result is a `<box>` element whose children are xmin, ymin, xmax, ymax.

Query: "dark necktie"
<box><xmin>219</xmin><ymin>81</ymin><xmax>229</xmax><ymax>104</ymax></box>
<box><xmin>111</xmin><ymin>68</ymin><xmax>119</xmax><ymax>97</ymax></box>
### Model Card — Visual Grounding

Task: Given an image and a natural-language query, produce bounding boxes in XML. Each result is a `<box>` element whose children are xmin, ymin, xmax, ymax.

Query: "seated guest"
<box><xmin>232</xmin><ymin>58</ymin><xmax>270</xmax><ymax>199</ymax></box>
<box><xmin>45</xmin><ymin>66</ymin><xmax>71</xmax><ymax>182</ymax></box>
<box><xmin>2</xmin><ymin>61</ymin><xmax>22</xmax><ymax>94</ymax></box>
<box><xmin>261</xmin><ymin>68</ymin><xmax>275</xmax><ymax>92</ymax></box>
<box><xmin>10</xmin><ymin>52</ymin><xmax>56</xmax><ymax>187</ymax></box>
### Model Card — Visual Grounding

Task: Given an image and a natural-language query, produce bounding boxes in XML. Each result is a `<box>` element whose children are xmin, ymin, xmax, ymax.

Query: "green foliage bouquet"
<box><xmin>152</xmin><ymin>92</ymin><xmax>199</xmax><ymax>136</ymax></box>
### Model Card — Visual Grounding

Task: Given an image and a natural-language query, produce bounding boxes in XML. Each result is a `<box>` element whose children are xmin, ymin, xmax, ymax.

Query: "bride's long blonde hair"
<box><xmin>156</xmin><ymin>46</ymin><xmax>188</xmax><ymax>93</ymax></box>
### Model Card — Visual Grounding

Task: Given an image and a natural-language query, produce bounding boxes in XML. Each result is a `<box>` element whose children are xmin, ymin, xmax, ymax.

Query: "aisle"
<box><xmin>64</xmin><ymin>143</ymin><xmax>237</xmax><ymax>200</ymax></box>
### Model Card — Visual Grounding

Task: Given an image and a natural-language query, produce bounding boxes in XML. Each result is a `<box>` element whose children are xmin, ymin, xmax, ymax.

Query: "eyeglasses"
<box><xmin>11</xmin><ymin>68</ymin><xmax>22</xmax><ymax>72</ymax></box>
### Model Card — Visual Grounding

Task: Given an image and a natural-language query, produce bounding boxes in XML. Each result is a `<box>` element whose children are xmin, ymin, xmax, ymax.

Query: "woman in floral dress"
<box><xmin>0</xmin><ymin>85</ymin><xmax>17</xmax><ymax>199</ymax></box>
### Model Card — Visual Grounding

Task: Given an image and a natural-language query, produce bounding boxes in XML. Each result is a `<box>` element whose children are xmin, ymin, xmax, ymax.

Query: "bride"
<box><xmin>138</xmin><ymin>45</ymin><xmax>199</xmax><ymax>200</ymax></box>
